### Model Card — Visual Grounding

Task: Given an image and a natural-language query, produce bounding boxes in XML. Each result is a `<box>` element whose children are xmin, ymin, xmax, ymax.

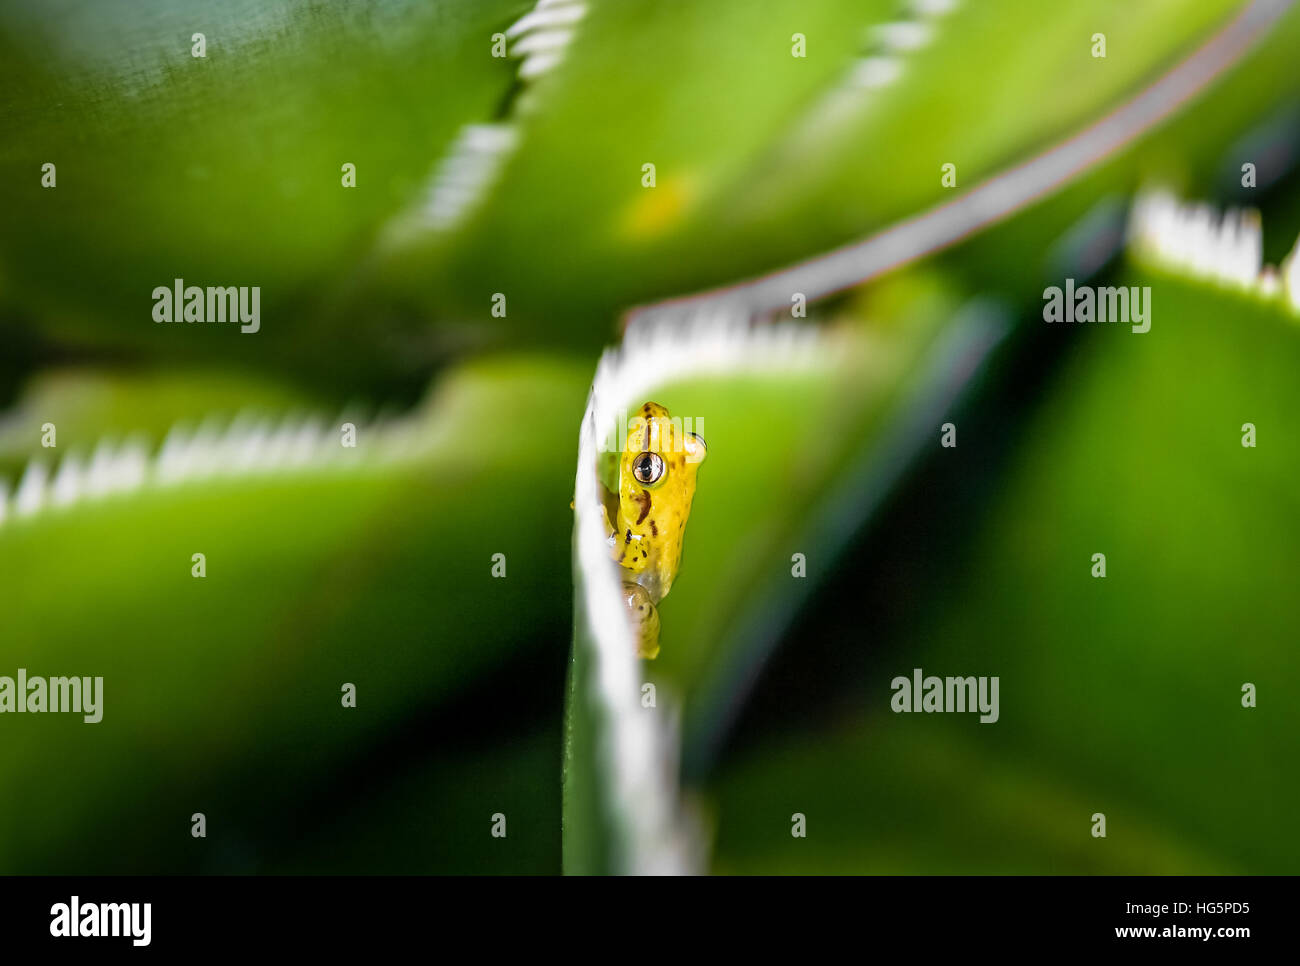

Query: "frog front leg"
<box><xmin>601</xmin><ymin>501</ymin><xmax>661</xmax><ymax>658</ymax></box>
<box><xmin>622</xmin><ymin>581</ymin><xmax>661</xmax><ymax>660</ymax></box>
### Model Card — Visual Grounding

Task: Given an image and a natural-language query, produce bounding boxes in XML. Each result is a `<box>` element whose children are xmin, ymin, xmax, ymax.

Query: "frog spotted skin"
<box><xmin>602</xmin><ymin>401</ymin><xmax>706</xmax><ymax>659</ymax></box>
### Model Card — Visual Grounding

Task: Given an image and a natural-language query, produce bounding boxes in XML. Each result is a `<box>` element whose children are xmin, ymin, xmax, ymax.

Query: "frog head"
<box><xmin>610</xmin><ymin>401</ymin><xmax>706</xmax><ymax>601</ymax></box>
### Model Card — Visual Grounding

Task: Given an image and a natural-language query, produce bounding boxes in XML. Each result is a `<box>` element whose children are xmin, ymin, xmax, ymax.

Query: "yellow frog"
<box><xmin>601</xmin><ymin>401</ymin><xmax>706</xmax><ymax>659</ymax></box>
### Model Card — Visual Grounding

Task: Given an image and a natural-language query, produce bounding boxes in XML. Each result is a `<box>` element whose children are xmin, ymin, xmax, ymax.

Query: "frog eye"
<box><xmin>632</xmin><ymin>452</ymin><xmax>665</xmax><ymax>485</ymax></box>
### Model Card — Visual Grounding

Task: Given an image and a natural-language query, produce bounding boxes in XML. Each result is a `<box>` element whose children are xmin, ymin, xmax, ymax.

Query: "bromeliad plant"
<box><xmin>1</xmin><ymin>0</ymin><xmax>1299</xmax><ymax>874</ymax></box>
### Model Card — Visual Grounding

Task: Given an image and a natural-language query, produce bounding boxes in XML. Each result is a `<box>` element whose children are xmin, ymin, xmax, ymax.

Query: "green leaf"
<box><xmin>0</xmin><ymin>354</ymin><xmax>588</xmax><ymax>872</ymax></box>
<box><xmin>563</xmin><ymin>271</ymin><xmax>1008</xmax><ymax>871</ymax></box>
<box><xmin>707</xmin><ymin>268</ymin><xmax>1300</xmax><ymax>873</ymax></box>
<box><xmin>0</xmin><ymin>0</ymin><xmax>529</xmax><ymax>387</ymax></box>
<box><xmin>432</xmin><ymin>0</ymin><xmax>1252</xmax><ymax>339</ymax></box>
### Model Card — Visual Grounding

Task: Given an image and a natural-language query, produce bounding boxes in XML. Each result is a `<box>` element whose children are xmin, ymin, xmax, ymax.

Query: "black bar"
<box><xmin>0</xmin><ymin>875</ymin><xmax>1280</xmax><ymax>952</ymax></box>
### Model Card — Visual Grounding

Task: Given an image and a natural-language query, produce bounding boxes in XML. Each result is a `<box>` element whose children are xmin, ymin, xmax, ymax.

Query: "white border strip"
<box><xmin>1129</xmin><ymin>186</ymin><xmax>1300</xmax><ymax>309</ymax></box>
<box><xmin>0</xmin><ymin>410</ymin><xmax>429</xmax><ymax>530</ymax></box>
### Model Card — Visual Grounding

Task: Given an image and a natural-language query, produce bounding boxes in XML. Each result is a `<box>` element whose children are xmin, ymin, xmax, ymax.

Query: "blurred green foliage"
<box><xmin>708</xmin><ymin>273</ymin><xmax>1300</xmax><ymax>873</ymax></box>
<box><xmin>0</xmin><ymin>357</ymin><xmax>586</xmax><ymax>872</ymax></box>
<box><xmin>1</xmin><ymin>0</ymin><xmax>1297</xmax><ymax>875</ymax></box>
<box><xmin>0</xmin><ymin>0</ymin><xmax>529</xmax><ymax>391</ymax></box>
